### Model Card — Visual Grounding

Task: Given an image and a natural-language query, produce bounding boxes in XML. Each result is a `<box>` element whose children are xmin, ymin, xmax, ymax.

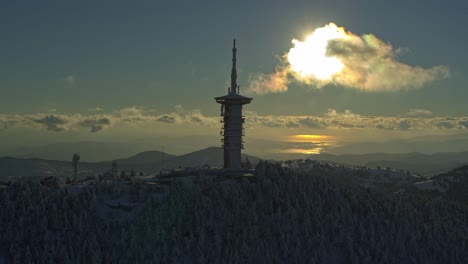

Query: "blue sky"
<box><xmin>1</xmin><ymin>0</ymin><xmax>468</xmax><ymax>158</ymax></box>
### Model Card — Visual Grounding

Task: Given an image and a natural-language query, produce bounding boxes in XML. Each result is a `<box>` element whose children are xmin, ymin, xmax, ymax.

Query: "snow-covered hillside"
<box><xmin>413</xmin><ymin>165</ymin><xmax>468</xmax><ymax>203</ymax></box>
<box><xmin>281</xmin><ymin>159</ymin><xmax>424</xmax><ymax>192</ymax></box>
<box><xmin>0</xmin><ymin>162</ymin><xmax>467</xmax><ymax>263</ymax></box>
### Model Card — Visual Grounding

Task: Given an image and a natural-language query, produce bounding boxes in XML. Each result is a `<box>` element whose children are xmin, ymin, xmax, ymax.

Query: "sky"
<box><xmin>1</xmin><ymin>0</ymin><xmax>468</xmax><ymax>160</ymax></box>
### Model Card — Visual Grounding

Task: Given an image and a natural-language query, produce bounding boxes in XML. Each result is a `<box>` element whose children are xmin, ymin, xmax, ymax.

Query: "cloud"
<box><xmin>436</xmin><ymin>121</ymin><xmax>454</xmax><ymax>129</ymax></box>
<box><xmin>248</xmin><ymin>115</ymin><xmax>301</xmax><ymax>128</ymax></box>
<box><xmin>298</xmin><ymin>117</ymin><xmax>324</xmax><ymax>129</ymax></box>
<box><xmin>33</xmin><ymin>115</ymin><xmax>69</xmax><ymax>131</ymax></box>
<box><xmin>398</xmin><ymin>120</ymin><xmax>411</xmax><ymax>130</ymax></box>
<box><xmin>325</xmin><ymin>109</ymin><xmax>360</xmax><ymax>118</ymax></box>
<box><xmin>247</xmin><ymin>23</ymin><xmax>450</xmax><ymax>94</ymax></box>
<box><xmin>404</xmin><ymin>108</ymin><xmax>433</xmax><ymax>117</ymax></box>
<box><xmin>1</xmin><ymin>113</ymin><xmax>112</xmax><ymax>133</ymax></box>
<box><xmin>78</xmin><ymin>117</ymin><xmax>111</xmax><ymax>132</ymax></box>
<box><xmin>285</xmin><ymin>121</ymin><xmax>300</xmax><ymax>128</ymax></box>
<box><xmin>170</xmin><ymin>105</ymin><xmax>217</xmax><ymax>127</ymax></box>
<box><xmin>331</xmin><ymin>120</ymin><xmax>360</xmax><ymax>128</ymax></box>
<box><xmin>246</xmin><ymin>67</ymin><xmax>289</xmax><ymax>95</ymax></box>
<box><xmin>0</xmin><ymin>115</ymin><xmax>20</xmax><ymax>130</ymax></box>
<box><xmin>246</xmin><ymin>109</ymin><xmax>468</xmax><ymax>132</ymax></box>
<box><xmin>88</xmin><ymin>107</ymin><xmax>104</xmax><ymax>112</ymax></box>
<box><xmin>2</xmin><ymin>107</ymin><xmax>468</xmax><ymax>134</ymax></box>
<box><xmin>56</xmin><ymin>75</ymin><xmax>75</xmax><ymax>86</ymax></box>
<box><xmin>156</xmin><ymin>114</ymin><xmax>177</xmax><ymax>123</ymax></box>
<box><xmin>458</xmin><ymin>120</ymin><xmax>468</xmax><ymax>129</ymax></box>
<box><xmin>191</xmin><ymin>116</ymin><xmax>203</xmax><ymax>123</ymax></box>
<box><xmin>117</xmin><ymin>106</ymin><xmax>153</xmax><ymax>123</ymax></box>
<box><xmin>326</xmin><ymin>35</ymin><xmax>450</xmax><ymax>91</ymax></box>
<box><xmin>375</xmin><ymin>124</ymin><xmax>394</xmax><ymax>130</ymax></box>
<box><xmin>113</xmin><ymin>105</ymin><xmax>217</xmax><ymax>127</ymax></box>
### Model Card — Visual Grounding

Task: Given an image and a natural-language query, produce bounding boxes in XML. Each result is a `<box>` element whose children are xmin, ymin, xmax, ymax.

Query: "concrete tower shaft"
<box><xmin>215</xmin><ymin>39</ymin><xmax>252</xmax><ymax>170</ymax></box>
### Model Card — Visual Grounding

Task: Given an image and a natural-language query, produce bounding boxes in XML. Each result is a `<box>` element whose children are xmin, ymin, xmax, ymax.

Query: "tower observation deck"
<box><xmin>215</xmin><ymin>39</ymin><xmax>252</xmax><ymax>170</ymax></box>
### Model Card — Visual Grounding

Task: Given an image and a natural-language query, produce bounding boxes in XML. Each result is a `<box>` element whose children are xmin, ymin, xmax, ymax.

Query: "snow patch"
<box><xmin>414</xmin><ymin>180</ymin><xmax>446</xmax><ymax>192</ymax></box>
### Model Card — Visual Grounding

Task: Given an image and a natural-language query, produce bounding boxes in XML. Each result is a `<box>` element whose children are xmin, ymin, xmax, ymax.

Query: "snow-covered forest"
<box><xmin>0</xmin><ymin>162</ymin><xmax>467</xmax><ymax>263</ymax></box>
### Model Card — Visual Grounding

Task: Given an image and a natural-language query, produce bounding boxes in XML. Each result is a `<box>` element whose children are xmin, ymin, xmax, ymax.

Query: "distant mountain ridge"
<box><xmin>6</xmin><ymin>141</ymin><xmax>153</xmax><ymax>162</ymax></box>
<box><xmin>0</xmin><ymin>147</ymin><xmax>261</xmax><ymax>178</ymax></box>
<box><xmin>158</xmin><ymin>147</ymin><xmax>261</xmax><ymax>169</ymax></box>
<box><xmin>0</xmin><ymin>156</ymin><xmax>105</xmax><ymax>178</ymax></box>
<box><xmin>311</xmin><ymin>151</ymin><xmax>468</xmax><ymax>176</ymax></box>
<box><xmin>100</xmin><ymin>151</ymin><xmax>177</xmax><ymax>165</ymax></box>
<box><xmin>2</xmin><ymin>149</ymin><xmax>468</xmax><ymax>204</ymax></box>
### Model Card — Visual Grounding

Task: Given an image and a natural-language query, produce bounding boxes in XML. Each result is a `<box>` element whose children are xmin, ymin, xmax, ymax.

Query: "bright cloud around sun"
<box><xmin>287</xmin><ymin>24</ymin><xmax>348</xmax><ymax>80</ymax></box>
<box><xmin>246</xmin><ymin>23</ymin><xmax>450</xmax><ymax>94</ymax></box>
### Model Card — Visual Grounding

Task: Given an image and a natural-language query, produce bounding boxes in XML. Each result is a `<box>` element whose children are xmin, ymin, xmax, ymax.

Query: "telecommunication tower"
<box><xmin>215</xmin><ymin>39</ymin><xmax>252</xmax><ymax>170</ymax></box>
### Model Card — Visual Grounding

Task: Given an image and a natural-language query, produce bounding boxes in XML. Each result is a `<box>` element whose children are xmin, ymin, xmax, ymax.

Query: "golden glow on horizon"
<box><xmin>287</xmin><ymin>23</ymin><xmax>348</xmax><ymax>80</ymax></box>
<box><xmin>281</xmin><ymin>134</ymin><xmax>338</xmax><ymax>154</ymax></box>
<box><xmin>279</xmin><ymin>148</ymin><xmax>324</xmax><ymax>155</ymax></box>
<box><xmin>286</xmin><ymin>134</ymin><xmax>334</xmax><ymax>142</ymax></box>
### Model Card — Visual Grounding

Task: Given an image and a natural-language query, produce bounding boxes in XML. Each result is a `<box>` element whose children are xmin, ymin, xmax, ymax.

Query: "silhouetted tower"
<box><xmin>72</xmin><ymin>153</ymin><xmax>80</xmax><ymax>181</ymax></box>
<box><xmin>215</xmin><ymin>39</ymin><xmax>252</xmax><ymax>170</ymax></box>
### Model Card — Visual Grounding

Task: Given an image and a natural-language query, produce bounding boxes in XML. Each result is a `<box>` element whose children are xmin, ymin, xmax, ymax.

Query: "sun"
<box><xmin>287</xmin><ymin>23</ymin><xmax>348</xmax><ymax>80</ymax></box>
